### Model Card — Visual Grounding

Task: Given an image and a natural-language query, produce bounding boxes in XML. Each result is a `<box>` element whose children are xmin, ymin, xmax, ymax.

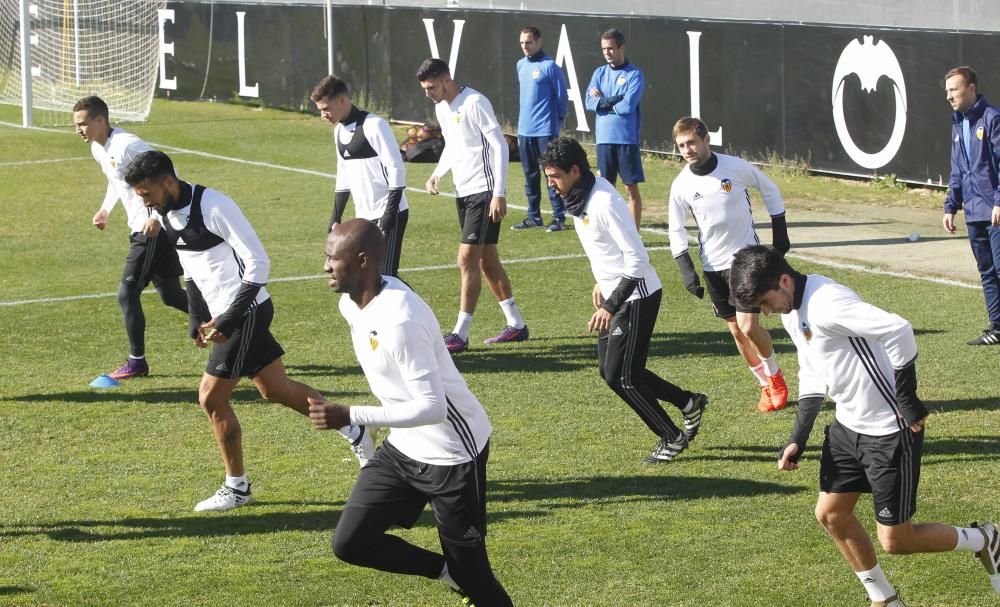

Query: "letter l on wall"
<box><xmin>687</xmin><ymin>31</ymin><xmax>722</xmax><ymax>145</ymax></box>
<box><xmin>237</xmin><ymin>11</ymin><xmax>259</xmax><ymax>98</ymax></box>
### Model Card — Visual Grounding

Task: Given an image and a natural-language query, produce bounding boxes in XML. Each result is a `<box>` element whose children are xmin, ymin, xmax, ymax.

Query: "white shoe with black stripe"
<box><xmin>683</xmin><ymin>393</ymin><xmax>709</xmax><ymax>442</ymax></box>
<box><xmin>643</xmin><ymin>432</ymin><xmax>688</xmax><ymax>463</ymax></box>
<box><xmin>194</xmin><ymin>484</ymin><xmax>253</xmax><ymax>512</ymax></box>
<box><xmin>973</xmin><ymin>521</ymin><xmax>1000</xmax><ymax>594</ymax></box>
<box><xmin>350</xmin><ymin>426</ymin><xmax>375</xmax><ymax>468</ymax></box>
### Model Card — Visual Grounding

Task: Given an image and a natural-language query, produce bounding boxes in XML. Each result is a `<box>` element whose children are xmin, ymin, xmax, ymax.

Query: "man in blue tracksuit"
<box><xmin>943</xmin><ymin>66</ymin><xmax>1000</xmax><ymax>345</ymax></box>
<box><xmin>511</xmin><ymin>26</ymin><xmax>568</xmax><ymax>233</ymax></box>
<box><xmin>585</xmin><ymin>28</ymin><xmax>644</xmax><ymax>227</ymax></box>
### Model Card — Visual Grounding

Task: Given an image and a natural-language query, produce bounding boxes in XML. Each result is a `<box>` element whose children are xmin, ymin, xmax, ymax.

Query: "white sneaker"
<box><xmin>350</xmin><ymin>426</ymin><xmax>375</xmax><ymax>468</ymax></box>
<box><xmin>194</xmin><ymin>484</ymin><xmax>253</xmax><ymax>512</ymax></box>
<box><xmin>974</xmin><ymin>521</ymin><xmax>1000</xmax><ymax>594</ymax></box>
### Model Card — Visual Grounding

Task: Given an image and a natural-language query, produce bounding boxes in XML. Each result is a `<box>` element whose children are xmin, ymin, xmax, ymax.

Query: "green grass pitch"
<box><xmin>0</xmin><ymin>99</ymin><xmax>997</xmax><ymax>606</ymax></box>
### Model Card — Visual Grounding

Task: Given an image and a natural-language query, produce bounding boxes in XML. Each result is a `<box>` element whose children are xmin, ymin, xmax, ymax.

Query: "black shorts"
<box><xmin>703</xmin><ymin>268</ymin><xmax>760</xmax><ymax>319</ymax></box>
<box><xmin>456</xmin><ymin>191</ymin><xmax>501</xmax><ymax>246</ymax></box>
<box><xmin>121</xmin><ymin>232</ymin><xmax>183</xmax><ymax>290</ymax></box>
<box><xmin>206</xmin><ymin>298</ymin><xmax>285</xmax><ymax>379</ymax></box>
<box><xmin>596</xmin><ymin>143</ymin><xmax>644</xmax><ymax>185</ymax></box>
<box><xmin>342</xmin><ymin>439</ymin><xmax>490</xmax><ymax>548</ymax></box>
<box><xmin>819</xmin><ymin>419</ymin><xmax>923</xmax><ymax>526</ymax></box>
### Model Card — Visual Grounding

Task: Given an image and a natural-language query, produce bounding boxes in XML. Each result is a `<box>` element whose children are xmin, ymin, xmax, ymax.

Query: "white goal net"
<box><xmin>0</xmin><ymin>0</ymin><xmax>165</xmax><ymax>125</ymax></box>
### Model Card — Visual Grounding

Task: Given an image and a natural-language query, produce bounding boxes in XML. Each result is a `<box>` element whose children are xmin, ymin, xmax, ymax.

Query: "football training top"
<box><xmin>91</xmin><ymin>128</ymin><xmax>154</xmax><ymax>233</ymax></box>
<box><xmin>783</xmin><ymin>273</ymin><xmax>918</xmax><ymax>436</ymax></box>
<box><xmin>668</xmin><ymin>153</ymin><xmax>785</xmax><ymax>271</ymax></box>
<box><xmin>574</xmin><ymin>176</ymin><xmax>662</xmax><ymax>303</ymax></box>
<box><xmin>161</xmin><ymin>183</ymin><xmax>270</xmax><ymax>318</ymax></box>
<box><xmin>584</xmin><ymin>62</ymin><xmax>643</xmax><ymax>145</ymax></box>
<box><xmin>431</xmin><ymin>86</ymin><xmax>509</xmax><ymax>198</ymax></box>
<box><xmin>334</xmin><ymin>108</ymin><xmax>409</xmax><ymax>221</ymax></box>
<box><xmin>340</xmin><ymin>276</ymin><xmax>493</xmax><ymax>465</ymax></box>
<box><xmin>517</xmin><ymin>51</ymin><xmax>567</xmax><ymax>137</ymax></box>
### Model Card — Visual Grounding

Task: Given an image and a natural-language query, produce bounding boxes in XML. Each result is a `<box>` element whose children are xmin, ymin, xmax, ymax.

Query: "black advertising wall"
<box><xmin>159</xmin><ymin>3</ymin><xmax>1000</xmax><ymax>184</ymax></box>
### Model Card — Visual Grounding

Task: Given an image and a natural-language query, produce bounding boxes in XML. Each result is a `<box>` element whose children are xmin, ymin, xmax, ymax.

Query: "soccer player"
<box><xmin>540</xmin><ymin>137</ymin><xmax>708</xmax><ymax>463</ymax></box>
<box><xmin>123</xmin><ymin>151</ymin><xmax>373</xmax><ymax>512</ymax></box>
<box><xmin>73</xmin><ymin>96</ymin><xmax>187</xmax><ymax>380</ymax></box>
<box><xmin>584</xmin><ymin>29</ymin><xmax>644</xmax><ymax>227</ymax></box>
<box><xmin>668</xmin><ymin>117</ymin><xmax>791</xmax><ymax>413</ymax></box>
<box><xmin>942</xmin><ymin>66</ymin><xmax>1000</xmax><ymax>346</ymax></box>
<box><xmin>310</xmin><ymin>75</ymin><xmax>409</xmax><ymax>277</ymax></box>
<box><xmin>729</xmin><ymin>245</ymin><xmax>1000</xmax><ymax>606</ymax></box>
<box><xmin>310</xmin><ymin>219</ymin><xmax>512</xmax><ymax>606</ymax></box>
<box><xmin>510</xmin><ymin>26</ymin><xmax>568</xmax><ymax>233</ymax></box>
<box><xmin>417</xmin><ymin>58</ymin><xmax>529</xmax><ymax>353</ymax></box>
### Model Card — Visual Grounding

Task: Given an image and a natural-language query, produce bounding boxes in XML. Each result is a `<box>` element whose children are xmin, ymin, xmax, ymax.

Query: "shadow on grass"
<box><xmin>5</xmin><ymin>474</ymin><xmax>800</xmax><ymax>543</ymax></box>
<box><xmin>925</xmin><ymin>397</ymin><xmax>1000</xmax><ymax>414</ymax></box>
<box><xmin>0</xmin><ymin>586</ymin><xmax>35</xmax><ymax>596</ymax></box>
<box><xmin>793</xmin><ymin>235</ymin><xmax>953</xmax><ymax>248</ymax></box>
<box><xmin>0</xmin><ymin>386</ymin><xmax>369</xmax><ymax>406</ymax></box>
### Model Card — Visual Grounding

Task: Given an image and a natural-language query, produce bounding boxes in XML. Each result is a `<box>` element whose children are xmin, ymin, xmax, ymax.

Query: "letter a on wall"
<box><xmin>555</xmin><ymin>24</ymin><xmax>590</xmax><ymax>133</ymax></box>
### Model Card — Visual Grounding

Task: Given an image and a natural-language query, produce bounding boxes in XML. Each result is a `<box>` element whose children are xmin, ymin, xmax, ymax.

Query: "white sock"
<box><xmin>225</xmin><ymin>474</ymin><xmax>249</xmax><ymax>491</ymax></box>
<box><xmin>954</xmin><ymin>526</ymin><xmax>987</xmax><ymax>552</ymax></box>
<box><xmin>749</xmin><ymin>362</ymin><xmax>768</xmax><ymax>386</ymax></box>
<box><xmin>856</xmin><ymin>564</ymin><xmax>895</xmax><ymax>601</ymax></box>
<box><xmin>761</xmin><ymin>353</ymin><xmax>779</xmax><ymax>376</ymax></box>
<box><xmin>438</xmin><ymin>563</ymin><xmax>459</xmax><ymax>591</ymax></box>
<box><xmin>498</xmin><ymin>297</ymin><xmax>525</xmax><ymax>329</ymax></box>
<box><xmin>338</xmin><ymin>424</ymin><xmax>361</xmax><ymax>443</ymax></box>
<box><xmin>453</xmin><ymin>311</ymin><xmax>474</xmax><ymax>340</ymax></box>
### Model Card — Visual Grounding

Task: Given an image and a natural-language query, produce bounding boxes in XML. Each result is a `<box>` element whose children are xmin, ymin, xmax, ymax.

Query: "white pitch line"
<box><xmin>0</xmin><ymin>156</ymin><xmax>90</xmax><ymax>166</ymax></box>
<box><xmin>0</xmin><ymin>120</ymin><xmax>980</xmax><ymax>301</ymax></box>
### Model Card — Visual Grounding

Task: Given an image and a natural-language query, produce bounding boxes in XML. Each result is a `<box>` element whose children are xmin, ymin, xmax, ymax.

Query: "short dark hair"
<box><xmin>601</xmin><ymin>29</ymin><xmax>625</xmax><ymax>47</ymax></box>
<box><xmin>729</xmin><ymin>245</ymin><xmax>796</xmax><ymax>308</ymax></box>
<box><xmin>72</xmin><ymin>96</ymin><xmax>109</xmax><ymax>121</ymax></box>
<box><xmin>539</xmin><ymin>136</ymin><xmax>590</xmax><ymax>174</ymax></box>
<box><xmin>417</xmin><ymin>58</ymin><xmax>450</xmax><ymax>82</ymax></box>
<box><xmin>520</xmin><ymin>26</ymin><xmax>541</xmax><ymax>39</ymax></box>
<box><xmin>310</xmin><ymin>75</ymin><xmax>349</xmax><ymax>102</ymax></box>
<box><xmin>123</xmin><ymin>150</ymin><xmax>177</xmax><ymax>187</ymax></box>
<box><xmin>944</xmin><ymin>66</ymin><xmax>978</xmax><ymax>88</ymax></box>
<box><xmin>672</xmin><ymin>116</ymin><xmax>708</xmax><ymax>140</ymax></box>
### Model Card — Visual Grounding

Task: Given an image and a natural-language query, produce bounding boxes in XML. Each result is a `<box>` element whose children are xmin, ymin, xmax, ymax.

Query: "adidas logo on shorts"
<box><xmin>216</xmin><ymin>362</ymin><xmax>229</xmax><ymax>372</ymax></box>
<box><xmin>878</xmin><ymin>507</ymin><xmax>893</xmax><ymax>519</ymax></box>
<box><xmin>462</xmin><ymin>526</ymin><xmax>481</xmax><ymax>540</ymax></box>
<box><xmin>611</xmin><ymin>326</ymin><xmax>624</xmax><ymax>336</ymax></box>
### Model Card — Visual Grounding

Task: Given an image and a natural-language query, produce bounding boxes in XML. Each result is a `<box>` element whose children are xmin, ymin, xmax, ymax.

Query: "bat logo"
<box><xmin>831</xmin><ymin>36</ymin><xmax>908</xmax><ymax>170</ymax></box>
<box><xmin>369</xmin><ymin>330</ymin><xmax>379</xmax><ymax>351</ymax></box>
<box><xmin>721</xmin><ymin>178</ymin><xmax>733</xmax><ymax>193</ymax></box>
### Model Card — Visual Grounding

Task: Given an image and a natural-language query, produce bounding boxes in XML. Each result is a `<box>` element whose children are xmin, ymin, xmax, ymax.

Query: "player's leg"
<box><xmin>599</xmin><ymin>295</ymin><xmax>687</xmax><ymax>461</ymax></box>
<box><xmin>512</xmin><ymin>135</ymin><xmax>544</xmax><ymax>229</ymax></box>
<box><xmin>445</xmin><ymin>194</ymin><xmax>488</xmax><ymax>352</ymax></box>
<box><xmin>110</xmin><ymin>234</ymin><xmax>153</xmax><ymax>379</ymax></box>
<box><xmin>480</xmin><ymin>243</ymin><xmax>528</xmax><ymax>344</ymax></box>
<box><xmin>456</xmin><ymin>243</ymin><xmax>483</xmax><ymax>326</ymax></box>
<box><xmin>429</xmin><ymin>442</ymin><xmax>512</xmax><ymax>607</ymax></box>
<box><xmin>596</xmin><ymin>143</ymin><xmax>618</xmax><ymax>185</ymax></box>
<box><xmin>380</xmin><ymin>208</ymin><xmax>408</xmax><ymax>278</ymax></box>
<box><xmin>198</xmin><ymin>372</ymin><xmax>244</xmax><ymax>476</ymax></box>
<box><xmin>818</xmin><ymin>420</ymin><xmax>900</xmax><ymax>603</ymax></box>
<box><xmin>333</xmin><ymin>442</ymin><xmax>444</xmax><ymax>577</ymax></box>
<box><xmin>965</xmin><ymin>221</ymin><xmax>1000</xmax><ymax>344</ymax></box>
<box><xmin>620</xmin><ymin>145</ymin><xmax>645</xmax><ymax>227</ymax></box>
<box><xmin>736</xmin><ymin>309</ymin><xmax>788</xmax><ymax>410</ymax></box>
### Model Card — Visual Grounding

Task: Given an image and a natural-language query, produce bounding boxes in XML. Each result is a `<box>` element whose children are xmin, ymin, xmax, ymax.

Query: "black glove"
<box><xmin>674</xmin><ymin>252</ymin><xmax>705</xmax><ymax>299</ymax></box>
<box><xmin>771</xmin><ymin>213</ymin><xmax>790</xmax><ymax>253</ymax></box>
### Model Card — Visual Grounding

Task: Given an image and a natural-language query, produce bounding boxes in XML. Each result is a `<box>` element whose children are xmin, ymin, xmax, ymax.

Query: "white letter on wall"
<box><xmin>555</xmin><ymin>24</ymin><xmax>589</xmax><ymax>133</ymax></box>
<box><xmin>236</xmin><ymin>11</ymin><xmax>259</xmax><ymax>98</ymax></box>
<box><xmin>157</xmin><ymin>9</ymin><xmax>176</xmax><ymax>90</ymax></box>
<box><xmin>687</xmin><ymin>31</ymin><xmax>722</xmax><ymax>146</ymax></box>
<box><xmin>422</xmin><ymin>18</ymin><xmax>465</xmax><ymax>77</ymax></box>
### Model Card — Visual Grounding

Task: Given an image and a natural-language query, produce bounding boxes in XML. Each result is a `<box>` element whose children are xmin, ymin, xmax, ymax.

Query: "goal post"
<box><xmin>0</xmin><ymin>0</ymin><xmax>166</xmax><ymax>127</ymax></box>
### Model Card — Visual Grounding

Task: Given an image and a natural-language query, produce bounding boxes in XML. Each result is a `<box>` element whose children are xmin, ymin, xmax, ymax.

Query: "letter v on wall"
<box><xmin>422</xmin><ymin>18</ymin><xmax>465</xmax><ymax>76</ymax></box>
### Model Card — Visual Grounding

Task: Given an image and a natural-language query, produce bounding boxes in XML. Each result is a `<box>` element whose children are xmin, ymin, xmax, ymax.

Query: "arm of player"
<box><xmin>584</xmin><ymin>69</ymin><xmax>602</xmax><ymax>112</ymax></box>
<box><xmin>894</xmin><ymin>356</ymin><xmax>929</xmax><ymax>430</ymax></box>
<box><xmin>330</xmin><ymin>190</ymin><xmax>350</xmax><ymax>232</ymax></box>
<box><xmin>944</xmin><ymin>124</ymin><xmax>964</xmax><ymax>220</ymax></box>
<box><xmin>745</xmin><ymin>163</ymin><xmax>791</xmax><ymax>252</ymax></box>
<box><xmin>93</xmin><ymin>183</ymin><xmax>118</xmax><ymax>229</ymax></box>
<box><xmin>553</xmin><ymin>64</ymin><xmax>569</xmax><ymax>123</ymax></box>
<box><xmin>599</xmin><ymin>201</ymin><xmax>646</xmax><ymax>314</ymax></box>
<box><xmin>474</xmin><ymin>100</ymin><xmax>509</xmax><ymax>198</ymax></box>
<box><xmin>371</xmin><ymin>117</ymin><xmax>407</xmax><ymax>229</ymax></box>
<box><xmin>611</xmin><ymin>69</ymin><xmax>643</xmax><ymax>116</ymax></box>
<box><xmin>667</xmin><ymin>185</ymin><xmax>692</xmax><ymax>259</ymax></box>
<box><xmin>674</xmin><ymin>251</ymin><xmax>704</xmax><ymax>299</ymax></box>
<box><xmin>185</xmin><ymin>278</ymin><xmax>212</xmax><ymax>347</ymax></box>
<box><xmin>778</xmin><ymin>395</ymin><xmax>825</xmax><ymax>470</ymax></box>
